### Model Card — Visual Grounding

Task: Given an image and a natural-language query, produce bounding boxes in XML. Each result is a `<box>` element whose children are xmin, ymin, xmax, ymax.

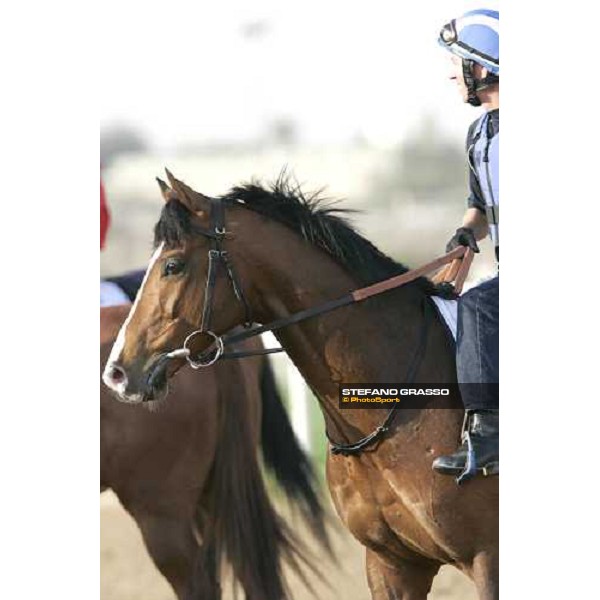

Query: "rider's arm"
<box><xmin>463</xmin><ymin>119</ymin><xmax>489</xmax><ymax>242</ymax></box>
<box><xmin>446</xmin><ymin>118</ymin><xmax>492</xmax><ymax>253</ymax></box>
<box><xmin>462</xmin><ymin>207</ymin><xmax>488</xmax><ymax>241</ymax></box>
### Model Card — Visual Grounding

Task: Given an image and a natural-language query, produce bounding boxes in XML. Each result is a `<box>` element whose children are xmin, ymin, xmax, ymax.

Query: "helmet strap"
<box><xmin>477</xmin><ymin>73</ymin><xmax>499</xmax><ymax>90</ymax></box>
<box><xmin>462</xmin><ymin>59</ymin><xmax>482</xmax><ymax>107</ymax></box>
<box><xmin>462</xmin><ymin>59</ymin><xmax>499</xmax><ymax>107</ymax></box>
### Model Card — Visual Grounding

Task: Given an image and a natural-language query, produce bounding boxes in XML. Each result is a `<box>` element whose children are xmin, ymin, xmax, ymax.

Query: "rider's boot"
<box><xmin>432</xmin><ymin>409</ymin><xmax>499</xmax><ymax>484</ymax></box>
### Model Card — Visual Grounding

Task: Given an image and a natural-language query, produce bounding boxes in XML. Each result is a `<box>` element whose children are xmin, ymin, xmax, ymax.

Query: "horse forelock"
<box><xmin>154</xmin><ymin>200</ymin><xmax>198</xmax><ymax>248</ymax></box>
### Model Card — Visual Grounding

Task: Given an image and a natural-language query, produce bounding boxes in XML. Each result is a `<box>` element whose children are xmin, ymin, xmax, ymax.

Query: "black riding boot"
<box><xmin>432</xmin><ymin>409</ymin><xmax>499</xmax><ymax>484</ymax></box>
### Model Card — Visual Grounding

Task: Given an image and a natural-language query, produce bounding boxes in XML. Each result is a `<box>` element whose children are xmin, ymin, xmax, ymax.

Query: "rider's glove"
<box><xmin>446</xmin><ymin>227</ymin><xmax>480</xmax><ymax>254</ymax></box>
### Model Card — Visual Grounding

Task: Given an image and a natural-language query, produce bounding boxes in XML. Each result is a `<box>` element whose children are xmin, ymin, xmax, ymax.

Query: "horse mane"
<box><xmin>155</xmin><ymin>172</ymin><xmax>455</xmax><ymax>299</ymax></box>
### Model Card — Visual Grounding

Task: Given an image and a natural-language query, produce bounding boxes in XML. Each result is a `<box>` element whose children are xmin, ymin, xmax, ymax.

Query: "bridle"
<box><xmin>162</xmin><ymin>197</ymin><xmax>474</xmax><ymax>454</ymax></box>
<box><xmin>166</xmin><ymin>197</ymin><xmax>260</xmax><ymax>368</ymax></box>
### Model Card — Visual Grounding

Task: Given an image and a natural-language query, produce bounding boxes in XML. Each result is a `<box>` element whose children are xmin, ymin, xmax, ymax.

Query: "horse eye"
<box><xmin>163</xmin><ymin>258</ymin><xmax>185</xmax><ymax>277</ymax></box>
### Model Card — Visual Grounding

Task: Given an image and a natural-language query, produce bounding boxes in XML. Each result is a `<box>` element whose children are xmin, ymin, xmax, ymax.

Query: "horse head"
<box><xmin>102</xmin><ymin>171</ymin><xmax>252</xmax><ymax>403</ymax></box>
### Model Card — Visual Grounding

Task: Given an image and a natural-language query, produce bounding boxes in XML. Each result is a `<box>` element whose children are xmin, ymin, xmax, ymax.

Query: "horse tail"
<box><xmin>259</xmin><ymin>358</ymin><xmax>333</xmax><ymax>554</ymax></box>
<box><xmin>200</xmin><ymin>360</ymin><xmax>320</xmax><ymax>600</ymax></box>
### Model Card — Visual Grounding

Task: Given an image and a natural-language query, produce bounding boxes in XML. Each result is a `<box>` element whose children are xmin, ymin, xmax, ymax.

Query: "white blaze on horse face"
<box><xmin>102</xmin><ymin>243</ymin><xmax>165</xmax><ymax>396</ymax></box>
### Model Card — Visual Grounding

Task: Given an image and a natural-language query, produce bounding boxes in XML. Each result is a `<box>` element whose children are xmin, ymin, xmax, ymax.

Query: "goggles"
<box><xmin>439</xmin><ymin>19</ymin><xmax>499</xmax><ymax>69</ymax></box>
<box><xmin>440</xmin><ymin>20</ymin><xmax>459</xmax><ymax>46</ymax></box>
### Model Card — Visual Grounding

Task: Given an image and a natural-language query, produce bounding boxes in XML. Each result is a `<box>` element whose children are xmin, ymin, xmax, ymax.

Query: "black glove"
<box><xmin>446</xmin><ymin>227</ymin><xmax>480</xmax><ymax>254</ymax></box>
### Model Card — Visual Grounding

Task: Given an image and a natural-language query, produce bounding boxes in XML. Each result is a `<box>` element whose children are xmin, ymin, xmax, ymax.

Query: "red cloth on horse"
<box><xmin>100</xmin><ymin>179</ymin><xmax>110</xmax><ymax>249</ymax></box>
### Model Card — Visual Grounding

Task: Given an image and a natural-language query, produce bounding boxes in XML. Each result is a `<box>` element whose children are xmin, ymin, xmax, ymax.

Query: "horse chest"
<box><xmin>327</xmin><ymin>454</ymin><xmax>436</xmax><ymax>561</ymax></box>
<box><xmin>328</xmin><ymin>457</ymin><xmax>454</xmax><ymax>560</ymax></box>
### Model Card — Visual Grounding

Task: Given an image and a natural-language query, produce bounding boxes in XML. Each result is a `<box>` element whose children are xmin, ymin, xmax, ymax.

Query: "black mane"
<box><xmin>154</xmin><ymin>173</ymin><xmax>454</xmax><ymax>298</ymax></box>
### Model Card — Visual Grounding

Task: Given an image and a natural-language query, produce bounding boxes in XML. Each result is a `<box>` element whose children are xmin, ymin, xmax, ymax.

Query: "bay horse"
<box><xmin>101</xmin><ymin>304</ymin><xmax>329</xmax><ymax>600</ymax></box>
<box><xmin>103</xmin><ymin>172</ymin><xmax>499</xmax><ymax>600</ymax></box>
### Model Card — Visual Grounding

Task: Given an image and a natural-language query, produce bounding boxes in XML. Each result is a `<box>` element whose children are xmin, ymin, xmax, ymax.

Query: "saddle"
<box><xmin>428</xmin><ymin>252</ymin><xmax>475</xmax><ymax>343</ymax></box>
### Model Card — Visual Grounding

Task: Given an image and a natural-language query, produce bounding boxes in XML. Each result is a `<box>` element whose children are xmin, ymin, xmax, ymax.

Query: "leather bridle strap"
<box><xmin>220</xmin><ymin>250</ymin><xmax>253</xmax><ymax>326</ymax></box>
<box><xmin>351</xmin><ymin>245</ymin><xmax>472</xmax><ymax>301</ymax></box>
<box><xmin>223</xmin><ymin>294</ymin><xmax>354</xmax><ymax>348</ymax></box>
<box><xmin>199</xmin><ymin>198</ymin><xmax>253</xmax><ymax>334</ymax></box>
<box><xmin>200</xmin><ymin>248</ymin><xmax>221</xmax><ymax>331</ymax></box>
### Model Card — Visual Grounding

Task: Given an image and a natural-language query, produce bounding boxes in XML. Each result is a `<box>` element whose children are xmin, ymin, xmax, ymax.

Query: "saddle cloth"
<box><xmin>431</xmin><ymin>296</ymin><xmax>458</xmax><ymax>341</ymax></box>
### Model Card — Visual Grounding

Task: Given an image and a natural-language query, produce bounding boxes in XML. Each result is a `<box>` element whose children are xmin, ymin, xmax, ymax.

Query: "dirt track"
<box><xmin>101</xmin><ymin>491</ymin><xmax>476</xmax><ymax>600</ymax></box>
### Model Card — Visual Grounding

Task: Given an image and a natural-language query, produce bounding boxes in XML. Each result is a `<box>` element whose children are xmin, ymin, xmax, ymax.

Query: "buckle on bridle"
<box><xmin>182</xmin><ymin>329</ymin><xmax>224</xmax><ymax>369</ymax></box>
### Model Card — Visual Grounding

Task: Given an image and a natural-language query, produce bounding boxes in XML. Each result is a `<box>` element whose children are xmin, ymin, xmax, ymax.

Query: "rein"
<box><xmin>221</xmin><ymin>242</ymin><xmax>472</xmax><ymax>351</ymax></box>
<box><xmin>171</xmin><ymin>240</ymin><xmax>473</xmax><ymax>365</ymax></box>
<box><xmin>163</xmin><ymin>197</ymin><xmax>474</xmax><ymax>455</ymax></box>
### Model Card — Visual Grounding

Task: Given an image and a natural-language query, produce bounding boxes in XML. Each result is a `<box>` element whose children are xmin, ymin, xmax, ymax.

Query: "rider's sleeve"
<box><xmin>465</xmin><ymin>120</ymin><xmax>486</xmax><ymax>214</ymax></box>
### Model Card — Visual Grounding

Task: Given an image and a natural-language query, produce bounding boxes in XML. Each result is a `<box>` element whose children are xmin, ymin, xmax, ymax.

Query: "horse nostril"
<box><xmin>107</xmin><ymin>364</ymin><xmax>127</xmax><ymax>387</ymax></box>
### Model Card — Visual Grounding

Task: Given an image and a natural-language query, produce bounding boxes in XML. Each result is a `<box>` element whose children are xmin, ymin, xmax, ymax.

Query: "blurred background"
<box><xmin>101</xmin><ymin>1</ymin><xmax>496</xmax><ymax>598</ymax></box>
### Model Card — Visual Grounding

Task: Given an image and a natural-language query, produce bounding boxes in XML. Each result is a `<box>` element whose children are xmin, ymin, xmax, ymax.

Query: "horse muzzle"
<box><xmin>102</xmin><ymin>355</ymin><xmax>175</xmax><ymax>404</ymax></box>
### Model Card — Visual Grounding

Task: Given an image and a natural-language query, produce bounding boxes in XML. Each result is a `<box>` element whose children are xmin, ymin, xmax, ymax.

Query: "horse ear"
<box><xmin>164</xmin><ymin>168</ymin><xmax>211</xmax><ymax>214</ymax></box>
<box><xmin>156</xmin><ymin>177</ymin><xmax>176</xmax><ymax>203</ymax></box>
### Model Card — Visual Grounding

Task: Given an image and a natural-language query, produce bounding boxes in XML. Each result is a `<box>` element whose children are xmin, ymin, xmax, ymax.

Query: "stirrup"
<box><xmin>455</xmin><ymin>410</ymin><xmax>499</xmax><ymax>484</ymax></box>
<box><xmin>456</xmin><ymin>430</ymin><xmax>477</xmax><ymax>485</ymax></box>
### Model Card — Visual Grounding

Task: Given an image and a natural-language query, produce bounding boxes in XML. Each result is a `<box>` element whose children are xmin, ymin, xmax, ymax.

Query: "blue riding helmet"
<box><xmin>439</xmin><ymin>9</ymin><xmax>499</xmax><ymax>106</ymax></box>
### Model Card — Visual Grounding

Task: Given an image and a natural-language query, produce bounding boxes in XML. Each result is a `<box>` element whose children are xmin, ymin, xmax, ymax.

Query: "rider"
<box><xmin>431</xmin><ymin>9</ymin><xmax>499</xmax><ymax>484</ymax></box>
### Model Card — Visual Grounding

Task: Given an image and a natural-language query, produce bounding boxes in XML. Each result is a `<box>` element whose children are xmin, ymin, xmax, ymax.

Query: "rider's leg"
<box><xmin>457</xmin><ymin>274</ymin><xmax>499</xmax><ymax>411</ymax></box>
<box><xmin>433</xmin><ymin>275</ymin><xmax>499</xmax><ymax>483</ymax></box>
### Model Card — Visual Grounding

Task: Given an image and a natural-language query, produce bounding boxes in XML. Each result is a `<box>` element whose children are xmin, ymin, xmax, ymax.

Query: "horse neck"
<box><xmin>234</xmin><ymin>213</ymin><xmax>456</xmax><ymax>441</ymax></box>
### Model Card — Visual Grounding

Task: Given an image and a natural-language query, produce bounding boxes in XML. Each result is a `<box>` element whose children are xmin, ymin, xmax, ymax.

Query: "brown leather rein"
<box><xmin>218</xmin><ymin>243</ymin><xmax>473</xmax><ymax>355</ymax></box>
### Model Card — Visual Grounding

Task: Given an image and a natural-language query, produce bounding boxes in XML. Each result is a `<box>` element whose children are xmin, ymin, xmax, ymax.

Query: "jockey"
<box><xmin>100</xmin><ymin>178</ymin><xmax>131</xmax><ymax>307</ymax></box>
<box><xmin>431</xmin><ymin>9</ymin><xmax>499</xmax><ymax>484</ymax></box>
